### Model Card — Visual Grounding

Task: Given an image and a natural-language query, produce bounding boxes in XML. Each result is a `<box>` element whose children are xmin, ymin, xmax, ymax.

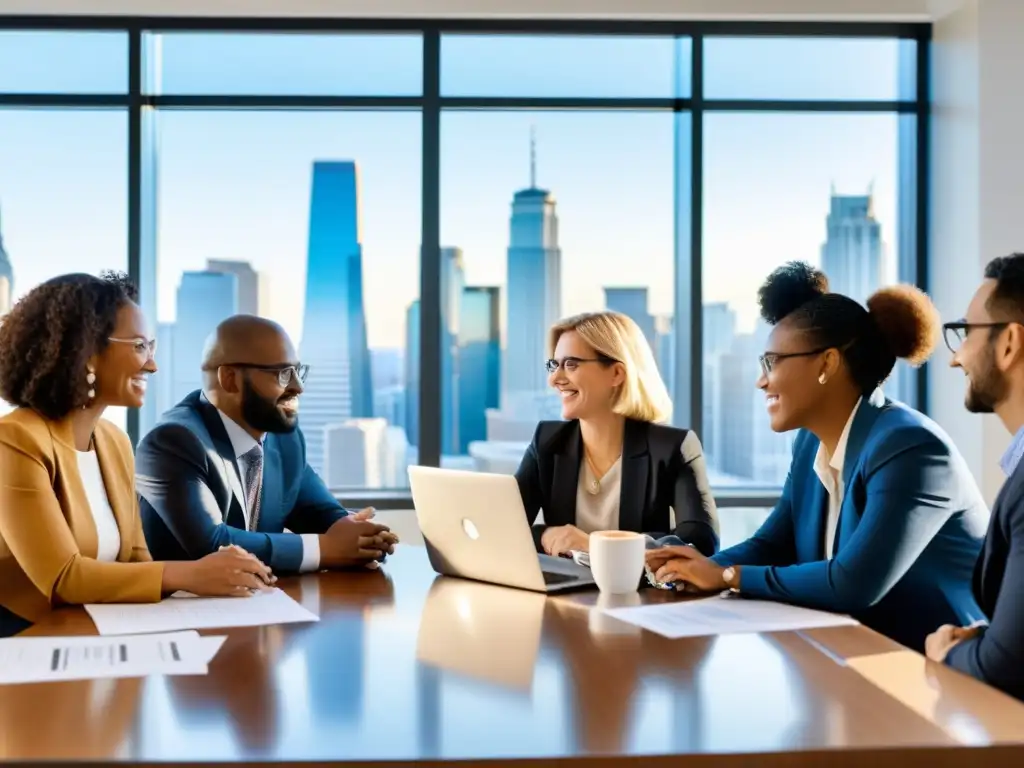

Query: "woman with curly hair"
<box><xmin>0</xmin><ymin>272</ymin><xmax>274</xmax><ymax>636</ymax></box>
<box><xmin>647</xmin><ymin>262</ymin><xmax>990</xmax><ymax>651</ymax></box>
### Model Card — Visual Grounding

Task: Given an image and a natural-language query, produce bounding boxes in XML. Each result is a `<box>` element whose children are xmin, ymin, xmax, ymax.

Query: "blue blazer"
<box><xmin>711</xmin><ymin>390</ymin><xmax>989</xmax><ymax>652</ymax></box>
<box><xmin>136</xmin><ymin>391</ymin><xmax>349</xmax><ymax>573</ymax></box>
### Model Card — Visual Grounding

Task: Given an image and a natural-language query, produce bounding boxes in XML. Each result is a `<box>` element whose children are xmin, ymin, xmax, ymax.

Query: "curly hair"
<box><xmin>0</xmin><ymin>271</ymin><xmax>138</xmax><ymax>420</ymax></box>
<box><xmin>758</xmin><ymin>261</ymin><xmax>939</xmax><ymax>394</ymax></box>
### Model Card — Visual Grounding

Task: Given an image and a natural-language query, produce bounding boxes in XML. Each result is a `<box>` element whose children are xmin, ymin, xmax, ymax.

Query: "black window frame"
<box><xmin>0</xmin><ymin>16</ymin><xmax>930</xmax><ymax>510</ymax></box>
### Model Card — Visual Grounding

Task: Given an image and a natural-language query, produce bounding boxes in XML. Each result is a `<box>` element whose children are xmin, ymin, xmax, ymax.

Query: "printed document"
<box><xmin>603</xmin><ymin>595</ymin><xmax>858</xmax><ymax>639</ymax></box>
<box><xmin>85</xmin><ymin>588</ymin><xmax>319</xmax><ymax>636</ymax></box>
<box><xmin>0</xmin><ymin>630</ymin><xmax>225</xmax><ymax>684</ymax></box>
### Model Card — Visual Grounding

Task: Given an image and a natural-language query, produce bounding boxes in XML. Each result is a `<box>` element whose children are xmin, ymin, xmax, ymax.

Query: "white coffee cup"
<box><xmin>589</xmin><ymin>530</ymin><xmax>646</xmax><ymax>594</ymax></box>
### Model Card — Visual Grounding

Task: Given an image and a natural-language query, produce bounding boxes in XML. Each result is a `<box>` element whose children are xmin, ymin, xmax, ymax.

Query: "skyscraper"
<box><xmin>604</xmin><ymin>287</ymin><xmax>656</xmax><ymax>351</ymax></box>
<box><xmin>0</xmin><ymin>203</ymin><xmax>13</xmax><ymax>315</ymax></box>
<box><xmin>441</xmin><ymin>248</ymin><xmax>465</xmax><ymax>455</ymax></box>
<box><xmin>459</xmin><ymin>286</ymin><xmax>501</xmax><ymax>453</ymax></box>
<box><xmin>299</xmin><ymin>161</ymin><xmax>373</xmax><ymax>476</ymax></box>
<box><xmin>172</xmin><ymin>271</ymin><xmax>238</xmax><ymax>404</ymax></box>
<box><xmin>503</xmin><ymin>132</ymin><xmax>561</xmax><ymax>412</ymax></box>
<box><xmin>404</xmin><ymin>300</ymin><xmax>420</xmax><ymax>449</ymax></box>
<box><xmin>820</xmin><ymin>189</ymin><xmax>883</xmax><ymax>305</ymax></box>
<box><xmin>206</xmin><ymin>259</ymin><xmax>263</xmax><ymax>316</ymax></box>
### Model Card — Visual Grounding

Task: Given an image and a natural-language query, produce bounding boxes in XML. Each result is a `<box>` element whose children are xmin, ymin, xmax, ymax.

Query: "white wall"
<box><xmin>0</xmin><ymin>0</ymin><xmax>931</xmax><ymax>20</ymax></box>
<box><xmin>929</xmin><ymin>0</ymin><xmax>1024</xmax><ymax>503</ymax></box>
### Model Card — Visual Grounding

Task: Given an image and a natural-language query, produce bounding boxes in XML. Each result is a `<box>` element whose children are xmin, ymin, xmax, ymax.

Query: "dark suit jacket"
<box><xmin>136</xmin><ymin>390</ymin><xmax>349</xmax><ymax>573</ymax></box>
<box><xmin>945</xmin><ymin>454</ymin><xmax>1024</xmax><ymax>701</ymax></box>
<box><xmin>711</xmin><ymin>390</ymin><xmax>989</xmax><ymax>652</ymax></box>
<box><xmin>515</xmin><ymin>418</ymin><xmax>720</xmax><ymax>556</ymax></box>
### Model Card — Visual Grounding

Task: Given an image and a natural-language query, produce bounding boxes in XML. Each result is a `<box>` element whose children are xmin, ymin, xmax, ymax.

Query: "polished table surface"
<box><xmin>3</xmin><ymin>545</ymin><xmax>1024</xmax><ymax>767</ymax></box>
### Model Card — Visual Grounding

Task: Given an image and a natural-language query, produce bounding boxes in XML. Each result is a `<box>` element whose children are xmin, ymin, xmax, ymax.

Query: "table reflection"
<box><xmin>165</xmin><ymin>627</ymin><xmax>286</xmax><ymax>753</ymax></box>
<box><xmin>0</xmin><ymin>677</ymin><xmax>142</xmax><ymax>759</ymax></box>
<box><xmin>417</xmin><ymin>576</ymin><xmax>547</xmax><ymax>691</ymax></box>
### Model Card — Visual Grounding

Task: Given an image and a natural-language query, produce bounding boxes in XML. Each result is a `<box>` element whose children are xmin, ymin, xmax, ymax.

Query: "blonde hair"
<box><xmin>548</xmin><ymin>310</ymin><xmax>672</xmax><ymax>424</ymax></box>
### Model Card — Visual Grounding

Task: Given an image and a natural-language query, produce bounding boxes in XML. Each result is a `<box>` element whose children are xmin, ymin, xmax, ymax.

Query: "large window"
<box><xmin>0</xmin><ymin>22</ymin><xmax>927</xmax><ymax>504</ymax></box>
<box><xmin>0</xmin><ymin>107</ymin><xmax>129</xmax><ymax>430</ymax></box>
<box><xmin>699</xmin><ymin>36</ymin><xmax>919</xmax><ymax>491</ymax></box>
<box><xmin>439</xmin><ymin>110</ymin><xmax>676</xmax><ymax>470</ymax></box>
<box><xmin>146</xmin><ymin>110</ymin><xmax>421</xmax><ymax>491</ymax></box>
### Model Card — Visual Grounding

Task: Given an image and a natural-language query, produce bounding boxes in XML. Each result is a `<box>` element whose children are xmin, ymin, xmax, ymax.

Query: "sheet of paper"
<box><xmin>85</xmin><ymin>587</ymin><xmax>319</xmax><ymax>636</ymax></box>
<box><xmin>0</xmin><ymin>630</ymin><xmax>215</xmax><ymax>685</ymax></box>
<box><xmin>603</xmin><ymin>595</ymin><xmax>858</xmax><ymax>639</ymax></box>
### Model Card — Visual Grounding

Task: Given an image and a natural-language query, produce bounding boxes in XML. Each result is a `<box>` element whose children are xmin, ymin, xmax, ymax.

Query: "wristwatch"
<box><xmin>722</xmin><ymin>566</ymin><xmax>739</xmax><ymax>592</ymax></box>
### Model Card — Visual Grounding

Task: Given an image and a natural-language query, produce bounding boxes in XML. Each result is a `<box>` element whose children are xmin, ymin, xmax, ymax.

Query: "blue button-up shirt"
<box><xmin>1000</xmin><ymin>426</ymin><xmax>1024</xmax><ymax>477</ymax></box>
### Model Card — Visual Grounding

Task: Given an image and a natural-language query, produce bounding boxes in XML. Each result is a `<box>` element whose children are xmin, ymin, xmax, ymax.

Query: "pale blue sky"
<box><xmin>0</xmin><ymin>30</ymin><xmax>914</xmax><ymax>349</ymax></box>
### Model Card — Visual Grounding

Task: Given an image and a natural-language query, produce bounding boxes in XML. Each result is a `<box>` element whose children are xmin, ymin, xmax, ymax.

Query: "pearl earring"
<box><xmin>818</xmin><ymin>373</ymin><xmax>827</xmax><ymax>385</ymax></box>
<box><xmin>86</xmin><ymin>367</ymin><xmax>96</xmax><ymax>400</ymax></box>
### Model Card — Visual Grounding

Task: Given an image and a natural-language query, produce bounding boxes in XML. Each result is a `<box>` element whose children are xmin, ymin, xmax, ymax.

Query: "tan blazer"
<box><xmin>0</xmin><ymin>408</ymin><xmax>164</xmax><ymax>623</ymax></box>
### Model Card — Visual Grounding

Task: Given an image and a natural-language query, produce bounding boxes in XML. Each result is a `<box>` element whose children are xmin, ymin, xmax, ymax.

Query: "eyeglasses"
<box><xmin>108</xmin><ymin>336</ymin><xmax>157</xmax><ymax>360</ymax></box>
<box><xmin>758</xmin><ymin>348</ymin><xmax>829</xmax><ymax>378</ymax></box>
<box><xmin>545</xmin><ymin>356</ymin><xmax>615</xmax><ymax>373</ymax></box>
<box><xmin>942</xmin><ymin>321</ymin><xmax>1009</xmax><ymax>353</ymax></box>
<box><xmin>222</xmin><ymin>363</ymin><xmax>310</xmax><ymax>388</ymax></box>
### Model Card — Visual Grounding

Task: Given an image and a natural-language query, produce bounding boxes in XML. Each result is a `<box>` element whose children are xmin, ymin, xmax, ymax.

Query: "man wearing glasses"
<box><xmin>926</xmin><ymin>253</ymin><xmax>1024</xmax><ymax>701</ymax></box>
<box><xmin>136</xmin><ymin>315</ymin><xmax>397</xmax><ymax>575</ymax></box>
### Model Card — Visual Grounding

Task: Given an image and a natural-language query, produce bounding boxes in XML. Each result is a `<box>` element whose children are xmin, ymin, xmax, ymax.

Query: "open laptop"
<box><xmin>408</xmin><ymin>465</ymin><xmax>594</xmax><ymax>594</ymax></box>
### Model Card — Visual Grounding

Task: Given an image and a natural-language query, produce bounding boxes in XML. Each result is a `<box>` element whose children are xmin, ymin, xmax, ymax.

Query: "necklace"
<box><xmin>583</xmin><ymin>449</ymin><xmax>615</xmax><ymax>495</ymax></box>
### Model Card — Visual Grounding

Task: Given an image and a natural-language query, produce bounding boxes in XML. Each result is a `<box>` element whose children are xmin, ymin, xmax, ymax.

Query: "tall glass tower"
<box><xmin>0</xmin><ymin>203</ymin><xmax>13</xmax><ymax>315</ymax></box>
<box><xmin>299</xmin><ymin>161</ymin><xmax>373</xmax><ymax>477</ymax></box>
<box><xmin>820</xmin><ymin>189</ymin><xmax>883</xmax><ymax>306</ymax></box>
<box><xmin>504</xmin><ymin>132</ymin><xmax>561</xmax><ymax>413</ymax></box>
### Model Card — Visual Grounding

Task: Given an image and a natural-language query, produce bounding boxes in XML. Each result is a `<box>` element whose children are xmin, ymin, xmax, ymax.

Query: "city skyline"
<box><xmin>123</xmin><ymin>147</ymin><xmax>891</xmax><ymax>488</ymax></box>
<box><xmin>0</xmin><ymin>29</ymin><xmax>918</xmax><ymax>489</ymax></box>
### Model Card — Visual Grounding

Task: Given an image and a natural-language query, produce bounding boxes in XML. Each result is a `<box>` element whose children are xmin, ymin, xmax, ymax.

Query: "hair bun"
<box><xmin>866</xmin><ymin>284</ymin><xmax>939</xmax><ymax>365</ymax></box>
<box><xmin>758</xmin><ymin>261</ymin><xmax>830</xmax><ymax>325</ymax></box>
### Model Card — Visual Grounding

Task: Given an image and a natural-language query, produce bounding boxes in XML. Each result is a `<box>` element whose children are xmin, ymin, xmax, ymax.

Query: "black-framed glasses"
<box><xmin>758</xmin><ymin>348</ymin><xmax>829</xmax><ymax>378</ymax></box>
<box><xmin>108</xmin><ymin>336</ymin><xmax>157</xmax><ymax>360</ymax></box>
<box><xmin>220</xmin><ymin>363</ymin><xmax>310</xmax><ymax>387</ymax></box>
<box><xmin>545</xmin><ymin>356</ymin><xmax>615</xmax><ymax>373</ymax></box>
<box><xmin>942</xmin><ymin>321</ymin><xmax>1010</xmax><ymax>353</ymax></box>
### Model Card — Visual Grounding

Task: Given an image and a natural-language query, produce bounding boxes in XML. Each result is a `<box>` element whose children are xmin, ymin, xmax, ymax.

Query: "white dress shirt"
<box><xmin>812</xmin><ymin>398</ymin><xmax>861</xmax><ymax>560</ymax></box>
<box><xmin>215</xmin><ymin>409</ymin><xmax>321</xmax><ymax>572</ymax></box>
<box><xmin>76</xmin><ymin>450</ymin><xmax>121</xmax><ymax>562</ymax></box>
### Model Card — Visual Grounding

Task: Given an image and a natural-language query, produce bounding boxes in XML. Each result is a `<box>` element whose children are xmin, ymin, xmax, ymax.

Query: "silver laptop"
<box><xmin>408</xmin><ymin>465</ymin><xmax>594</xmax><ymax>594</ymax></box>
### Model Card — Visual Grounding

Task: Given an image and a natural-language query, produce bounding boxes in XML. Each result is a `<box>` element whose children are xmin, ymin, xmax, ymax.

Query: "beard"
<box><xmin>965</xmin><ymin>346</ymin><xmax>1008</xmax><ymax>413</ymax></box>
<box><xmin>240</xmin><ymin>377</ymin><xmax>298</xmax><ymax>434</ymax></box>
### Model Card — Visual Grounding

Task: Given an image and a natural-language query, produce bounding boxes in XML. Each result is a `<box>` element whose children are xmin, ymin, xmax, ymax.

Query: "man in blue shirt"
<box><xmin>926</xmin><ymin>253</ymin><xmax>1024</xmax><ymax>701</ymax></box>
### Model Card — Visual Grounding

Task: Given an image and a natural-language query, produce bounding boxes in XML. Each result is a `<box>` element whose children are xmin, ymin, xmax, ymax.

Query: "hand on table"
<box><xmin>925</xmin><ymin>622</ymin><xmax>985</xmax><ymax>663</ymax></box>
<box><xmin>644</xmin><ymin>545</ymin><xmax>727</xmax><ymax>593</ymax></box>
<box><xmin>167</xmin><ymin>545</ymin><xmax>275</xmax><ymax>597</ymax></box>
<box><xmin>342</xmin><ymin>508</ymin><xmax>399</xmax><ymax>569</ymax></box>
<box><xmin>540</xmin><ymin>524</ymin><xmax>589</xmax><ymax>558</ymax></box>
<box><xmin>320</xmin><ymin>516</ymin><xmax>397</xmax><ymax>569</ymax></box>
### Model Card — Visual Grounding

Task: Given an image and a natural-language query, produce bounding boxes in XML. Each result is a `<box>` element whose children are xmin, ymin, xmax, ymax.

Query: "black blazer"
<box><xmin>515</xmin><ymin>418</ymin><xmax>720</xmax><ymax>556</ymax></box>
<box><xmin>945</xmin><ymin>455</ymin><xmax>1024</xmax><ymax>701</ymax></box>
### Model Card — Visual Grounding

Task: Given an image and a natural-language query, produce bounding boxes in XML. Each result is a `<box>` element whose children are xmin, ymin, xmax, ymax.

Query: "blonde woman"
<box><xmin>515</xmin><ymin>311</ymin><xmax>720</xmax><ymax>558</ymax></box>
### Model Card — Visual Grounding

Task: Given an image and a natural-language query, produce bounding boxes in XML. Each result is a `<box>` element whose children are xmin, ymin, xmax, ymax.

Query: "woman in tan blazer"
<box><xmin>0</xmin><ymin>272</ymin><xmax>274</xmax><ymax>636</ymax></box>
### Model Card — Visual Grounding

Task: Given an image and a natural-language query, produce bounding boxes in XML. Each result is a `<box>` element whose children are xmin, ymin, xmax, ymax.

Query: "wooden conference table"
<box><xmin>3</xmin><ymin>544</ymin><xmax>1024</xmax><ymax>767</ymax></box>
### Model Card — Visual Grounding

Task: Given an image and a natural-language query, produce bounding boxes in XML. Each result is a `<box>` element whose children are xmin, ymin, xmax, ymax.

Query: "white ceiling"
<box><xmin>0</xmin><ymin>0</ymin><xmax>944</xmax><ymax>21</ymax></box>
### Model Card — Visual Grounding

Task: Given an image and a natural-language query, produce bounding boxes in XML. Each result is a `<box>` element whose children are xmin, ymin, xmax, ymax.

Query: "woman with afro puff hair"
<box><xmin>0</xmin><ymin>272</ymin><xmax>273</xmax><ymax>636</ymax></box>
<box><xmin>647</xmin><ymin>262</ymin><xmax>990</xmax><ymax>651</ymax></box>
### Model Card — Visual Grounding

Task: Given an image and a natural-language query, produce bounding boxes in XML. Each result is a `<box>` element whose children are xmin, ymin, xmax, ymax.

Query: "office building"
<box><xmin>459</xmin><ymin>286</ymin><xmax>501</xmax><ymax>452</ymax></box>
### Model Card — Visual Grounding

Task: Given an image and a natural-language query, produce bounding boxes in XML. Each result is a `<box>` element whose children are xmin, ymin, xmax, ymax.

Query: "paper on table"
<box><xmin>0</xmin><ymin>630</ymin><xmax>216</xmax><ymax>685</ymax></box>
<box><xmin>603</xmin><ymin>595</ymin><xmax>858</xmax><ymax>639</ymax></box>
<box><xmin>197</xmin><ymin>635</ymin><xmax>228</xmax><ymax>664</ymax></box>
<box><xmin>85</xmin><ymin>587</ymin><xmax>319</xmax><ymax>636</ymax></box>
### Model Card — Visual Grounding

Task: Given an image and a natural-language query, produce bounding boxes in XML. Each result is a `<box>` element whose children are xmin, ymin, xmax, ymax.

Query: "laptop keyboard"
<box><xmin>542</xmin><ymin>571</ymin><xmax>578</xmax><ymax>585</ymax></box>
